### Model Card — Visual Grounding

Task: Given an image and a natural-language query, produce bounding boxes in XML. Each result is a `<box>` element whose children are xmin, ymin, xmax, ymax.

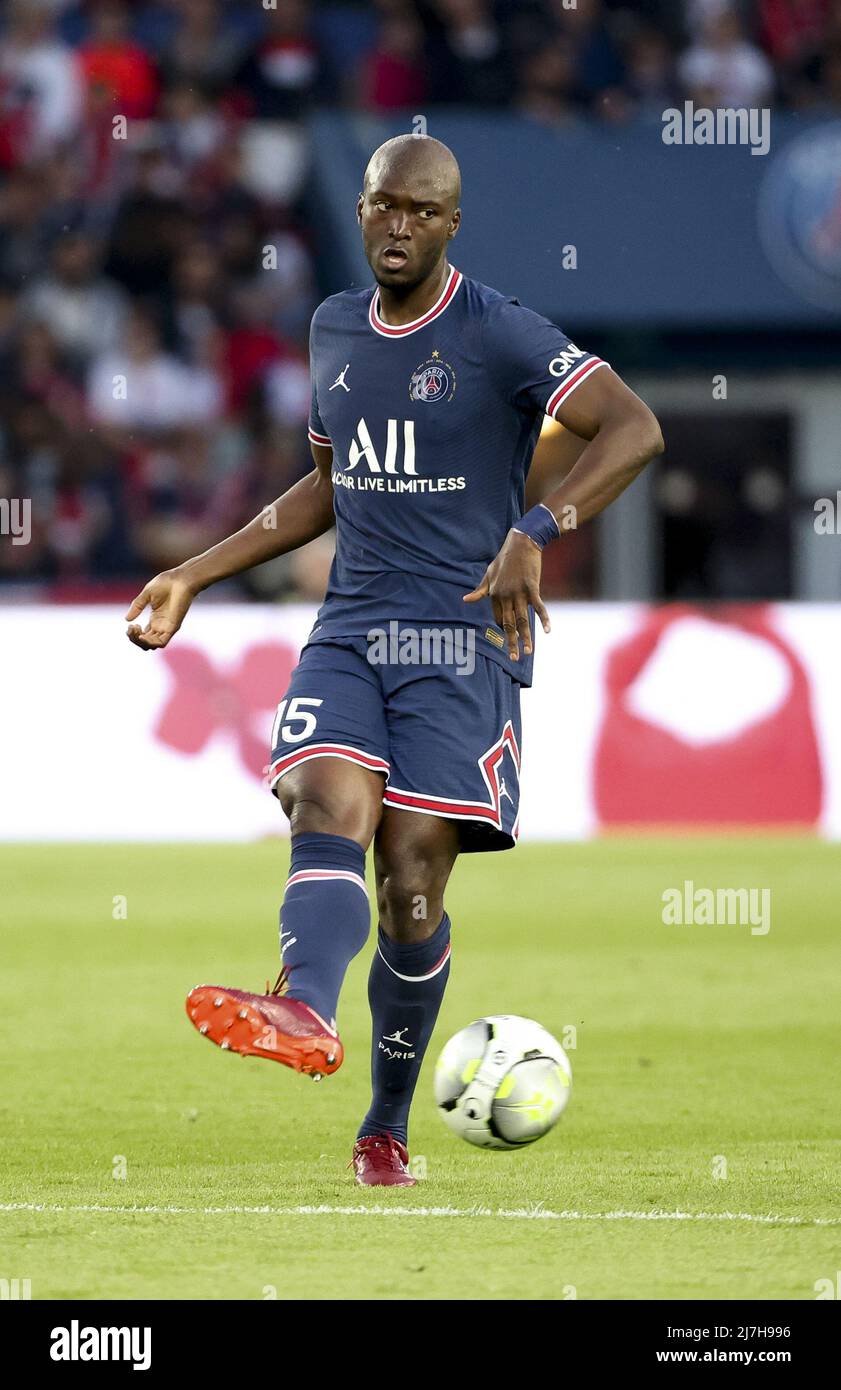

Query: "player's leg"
<box><xmin>186</xmin><ymin>639</ymin><xmax>388</xmax><ymax>1078</ymax></box>
<box><xmin>360</xmin><ymin>808</ymin><xmax>459</xmax><ymax>1135</ymax></box>
<box><xmin>351</xmin><ymin>646</ymin><xmax>522</xmax><ymax>1177</ymax></box>
<box><xmin>272</xmin><ymin>758</ymin><xmax>383</xmax><ymax>1028</ymax></box>
<box><xmin>267</xmin><ymin>641</ymin><xmax>389</xmax><ymax>1034</ymax></box>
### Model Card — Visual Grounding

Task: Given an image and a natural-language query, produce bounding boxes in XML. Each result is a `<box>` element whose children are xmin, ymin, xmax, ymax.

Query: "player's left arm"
<box><xmin>464</xmin><ymin>369</ymin><xmax>663</xmax><ymax>660</ymax></box>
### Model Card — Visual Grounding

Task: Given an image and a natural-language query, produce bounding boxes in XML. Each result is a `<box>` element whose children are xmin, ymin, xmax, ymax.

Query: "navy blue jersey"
<box><xmin>307</xmin><ymin>267</ymin><xmax>607</xmax><ymax>685</ymax></box>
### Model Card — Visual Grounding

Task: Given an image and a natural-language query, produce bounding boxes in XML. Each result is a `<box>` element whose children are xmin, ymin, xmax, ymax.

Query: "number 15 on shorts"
<box><xmin>271</xmin><ymin>697</ymin><xmax>323</xmax><ymax>745</ymax></box>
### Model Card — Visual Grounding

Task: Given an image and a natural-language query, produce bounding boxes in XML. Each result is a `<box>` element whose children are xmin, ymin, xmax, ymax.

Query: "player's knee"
<box><xmin>281</xmin><ymin>791</ymin><xmax>369</xmax><ymax>844</ymax></box>
<box><xmin>376</xmin><ymin>836</ymin><xmax>456</xmax><ymax>938</ymax></box>
<box><xmin>276</xmin><ymin>770</ymin><xmax>382</xmax><ymax>848</ymax></box>
<box><xmin>282</xmin><ymin>790</ymin><xmax>338</xmax><ymax>837</ymax></box>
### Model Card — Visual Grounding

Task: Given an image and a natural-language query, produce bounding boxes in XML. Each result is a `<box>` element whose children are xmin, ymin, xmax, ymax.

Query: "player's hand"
<box><xmin>125</xmin><ymin>569</ymin><xmax>197</xmax><ymax>651</ymax></box>
<box><xmin>463</xmin><ymin>529</ymin><xmax>551</xmax><ymax>661</ymax></box>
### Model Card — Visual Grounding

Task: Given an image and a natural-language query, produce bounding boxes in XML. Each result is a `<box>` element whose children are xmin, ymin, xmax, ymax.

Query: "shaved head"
<box><xmin>363</xmin><ymin>135</ymin><xmax>462</xmax><ymax>209</ymax></box>
<box><xmin>358</xmin><ymin>135</ymin><xmax>462</xmax><ymax>297</ymax></box>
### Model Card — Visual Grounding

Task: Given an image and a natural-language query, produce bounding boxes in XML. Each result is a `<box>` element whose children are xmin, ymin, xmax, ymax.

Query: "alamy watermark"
<box><xmin>814</xmin><ymin>492</ymin><xmax>841</xmax><ymax>533</ymax></box>
<box><xmin>0</xmin><ymin>498</ymin><xmax>31</xmax><ymax>546</ymax></box>
<box><xmin>662</xmin><ymin>102</ymin><xmax>770</xmax><ymax>156</ymax></box>
<box><xmin>50</xmin><ymin>1322</ymin><xmax>151</xmax><ymax>1370</ymax></box>
<box><xmin>0</xmin><ymin>1277</ymin><xmax>31</xmax><ymax>1300</ymax></box>
<box><xmin>815</xmin><ymin>1271</ymin><xmax>841</xmax><ymax>1299</ymax></box>
<box><xmin>661</xmin><ymin>880</ymin><xmax>771</xmax><ymax>936</ymax></box>
<box><xmin>367</xmin><ymin>622</ymin><xmax>476</xmax><ymax>676</ymax></box>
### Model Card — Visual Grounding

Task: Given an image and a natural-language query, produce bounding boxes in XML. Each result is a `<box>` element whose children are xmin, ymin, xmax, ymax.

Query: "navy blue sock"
<box><xmin>279</xmin><ymin>832</ymin><xmax>370</xmax><ymax>1028</ymax></box>
<box><xmin>357</xmin><ymin>913</ymin><xmax>452</xmax><ymax>1147</ymax></box>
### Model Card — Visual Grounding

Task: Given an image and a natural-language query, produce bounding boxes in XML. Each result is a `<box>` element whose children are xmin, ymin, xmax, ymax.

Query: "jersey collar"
<box><xmin>368</xmin><ymin>265</ymin><xmax>463</xmax><ymax>338</ymax></box>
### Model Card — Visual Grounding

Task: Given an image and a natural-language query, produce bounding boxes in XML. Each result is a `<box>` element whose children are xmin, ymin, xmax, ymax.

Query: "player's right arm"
<box><xmin>125</xmin><ymin>444</ymin><xmax>334</xmax><ymax>650</ymax></box>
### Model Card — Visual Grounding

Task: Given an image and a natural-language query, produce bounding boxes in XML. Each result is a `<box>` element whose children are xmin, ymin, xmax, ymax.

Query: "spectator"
<box><xmin>222</xmin><ymin>281</ymin><xmax>303</xmax><ymax>419</ymax></box>
<box><xmin>9</xmin><ymin>321</ymin><xmax>87</xmax><ymax>432</ymax></box>
<box><xmin>88</xmin><ymin>303</ymin><xmax>222</xmax><ymax>437</ymax></box>
<box><xmin>792</xmin><ymin>0</ymin><xmax>841</xmax><ymax>106</ymax></box>
<box><xmin>104</xmin><ymin>144</ymin><xmax>192</xmax><ymax>298</ymax></box>
<box><xmin>41</xmin><ymin>436</ymin><xmax>119</xmax><ymax>579</ymax></box>
<box><xmin>77</xmin><ymin>1</ymin><xmax>159</xmax><ymax>122</ymax></box>
<box><xmin>623</xmin><ymin>25</ymin><xmax>679</xmax><ymax>117</ymax></box>
<box><xmin>235</xmin><ymin>0</ymin><xmax>323</xmax><ymax>121</ymax></box>
<box><xmin>128</xmin><ymin>425</ymin><xmax>243</xmax><ymax>572</ymax></box>
<box><xmin>684</xmin><ymin>0</ymin><xmax>740</xmax><ymax>39</ymax></box>
<box><xmin>758</xmin><ymin>0</ymin><xmax>829</xmax><ymax>67</ymax></box>
<box><xmin>0</xmin><ymin>168</ymin><xmax>50</xmax><ymax>284</ymax></box>
<box><xmin>161</xmin><ymin>0</ymin><xmax>246</xmax><ymax>95</ymax></box>
<box><xmin>517</xmin><ymin>38</ymin><xmax>582</xmax><ymax>125</ymax></box>
<box><xmin>255</xmin><ymin>223</ymin><xmax>317</xmax><ymax>342</ymax></box>
<box><xmin>169</xmin><ymin>240</ymin><xmax>225</xmax><ymax>366</ymax></box>
<box><xmin>360</xmin><ymin>10</ymin><xmax>428</xmax><ymax>112</ymax></box>
<box><xmin>38</xmin><ymin>149</ymin><xmax>101</xmax><ymax>242</ymax></box>
<box><xmin>679</xmin><ymin>7</ymin><xmax>775</xmax><ymax>108</ymax></box>
<box><xmin>0</xmin><ymin>1</ymin><xmax>83</xmax><ymax>161</ymax></box>
<box><xmin>22</xmin><ymin>230</ymin><xmax>127</xmax><ymax>370</ymax></box>
<box><xmin>552</xmin><ymin>0</ymin><xmax>625</xmax><ymax>106</ymax></box>
<box><xmin>428</xmin><ymin>0</ymin><xmax>513</xmax><ymax>107</ymax></box>
<box><xmin>263</xmin><ymin>353</ymin><xmax>311</xmax><ymax>430</ymax></box>
<box><xmin>159</xmin><ymin>82</ymin><xmax>227</xmax><ymax>169</ymax></box>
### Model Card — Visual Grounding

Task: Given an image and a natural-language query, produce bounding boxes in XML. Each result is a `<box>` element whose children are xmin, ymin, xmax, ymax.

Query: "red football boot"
<box><xmin>185</xmin><ymin>971</ymin><xmax>343</xmax><ymax>1080</ymax></box>
<box><xmin>350</xmin><ymin>1133</ymin><xmax>417</xmax><ymax>1187</ymax></box>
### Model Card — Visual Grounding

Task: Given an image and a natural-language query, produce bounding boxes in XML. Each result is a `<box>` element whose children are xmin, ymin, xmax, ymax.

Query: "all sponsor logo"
<box><xmin>333</xmin><ymin>417</ymin><xmax>466</xmax><ymax>492</ymax></box>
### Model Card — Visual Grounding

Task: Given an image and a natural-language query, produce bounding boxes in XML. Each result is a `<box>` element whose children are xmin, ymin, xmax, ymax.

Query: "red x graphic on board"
<box><xmin>154</xmin><ymin>642</ymin><xmax>296</xmax><ymax>779</ymax></box>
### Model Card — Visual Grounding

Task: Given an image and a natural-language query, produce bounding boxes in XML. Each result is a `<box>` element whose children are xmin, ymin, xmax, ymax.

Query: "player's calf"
<box><xmin>356</xmin><ymin>809</ymin><xmax>459</xmax><ymax>1146</ymax></box>
<box><xmin>374</xmin><ymin>808</ymin><xmax>460</xmax><ymax>942</ymax></box>
<box><xmin>269</xmin><ymin>760</ymin><xmax>384</xmax><ymax>1026</ymax></box>
<box><xmin>187</xmin><ymin>761</ymin><xmax>385</xmax><ymax>1078</ymax></box>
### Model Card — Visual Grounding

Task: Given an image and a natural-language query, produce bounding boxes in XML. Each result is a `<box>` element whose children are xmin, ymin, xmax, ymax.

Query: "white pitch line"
<box><xmin>0</xmin><ymin>1202</ymin><xmax>838</xmax><ymax>1226</ymax></box>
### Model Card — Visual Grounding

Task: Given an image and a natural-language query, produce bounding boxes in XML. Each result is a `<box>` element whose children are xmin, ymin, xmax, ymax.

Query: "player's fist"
<box><xmin>125</xmin><ymin>569</ymin><xmax>197</xmax><ymax>651</ymax></box>
<box><xmin>463</xmin><ymin>529</ymin><xmax>550</xmax><ymax>661</ymax></box>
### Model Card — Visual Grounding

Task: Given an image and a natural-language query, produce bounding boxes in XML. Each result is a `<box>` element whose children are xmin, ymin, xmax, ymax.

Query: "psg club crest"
<box><xmin>758</xmin><ymin>123</ymin><xmax>841</xmax><ymax>309</ymax></box>
<box><xmin>409</xmin><ymin>353</ymin><xmax>456</xmax><ymax>403</ymax></box>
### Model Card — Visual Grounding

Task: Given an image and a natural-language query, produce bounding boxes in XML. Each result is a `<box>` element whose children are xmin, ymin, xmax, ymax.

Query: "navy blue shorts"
<box><xmin>268</xmin><ymin>635</ymin><xmax>522</xmax><ymax>852</ymax></box>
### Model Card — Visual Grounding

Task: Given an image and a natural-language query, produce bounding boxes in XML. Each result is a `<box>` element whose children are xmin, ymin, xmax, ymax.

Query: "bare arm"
<box><xmin>464</xmin><ymin>371</ymin><xmax>663</xmax><ymax>660</ymax></box>
<box><xmin>533</xmin><ymin>369</ymin><xmax>663</xmax><ymax>528</ymax></box>
<box><xmin>524</xmin><ymin>420</ymin><xmax>589</xmax><ymax>510</ymax></box>
<box><xmin>126</xmin><ymin>444</ymin><xmax>335</xmax><ymax>650</ymax></box>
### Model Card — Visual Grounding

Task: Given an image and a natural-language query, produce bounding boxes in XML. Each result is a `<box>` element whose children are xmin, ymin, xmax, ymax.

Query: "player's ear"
<box><xmin>448</xmin><ymin>207</ymin><xmax>461</xmax><ymax>240</ymax></box>
<box><xmin>356</xmin><ymin>193</ymin><xmax>364</xmax><ymax>223</ymax></box>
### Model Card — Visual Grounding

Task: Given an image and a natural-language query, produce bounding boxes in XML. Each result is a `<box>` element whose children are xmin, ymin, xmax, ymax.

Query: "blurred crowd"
<box><xmin>0</xmin><ymin>0</ymin><xmax>836</xmax><ymax>596</ymax></box>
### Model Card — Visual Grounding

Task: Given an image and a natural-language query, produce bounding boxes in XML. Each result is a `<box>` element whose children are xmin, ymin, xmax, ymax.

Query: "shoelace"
<box><xmin>349</xmin><ymin>1133</ymin><xmax>406</xmax><ymax>1171</ymax></box>
<box><xmin>265</xmin><ymin>965</ymin><xmax>291</xmax><ymax>997</ymax></box>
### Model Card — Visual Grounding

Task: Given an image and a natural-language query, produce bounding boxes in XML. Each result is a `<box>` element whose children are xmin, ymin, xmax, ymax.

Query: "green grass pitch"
<box><xmin>1</xmin><ymin>838</ymin><xmax>839</xmax><ymax>1301</ymax></box>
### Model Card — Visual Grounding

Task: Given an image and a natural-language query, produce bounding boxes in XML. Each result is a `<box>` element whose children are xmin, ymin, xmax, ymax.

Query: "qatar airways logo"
<box><xmin>548</xmin><ymin>343</ymin><xmax>587</xmax><ymax>377</ymax></box>
<box><xmin>334</xmin><ymin>417</ymin><xmax>465</xmax><ymax>493</ymax></box>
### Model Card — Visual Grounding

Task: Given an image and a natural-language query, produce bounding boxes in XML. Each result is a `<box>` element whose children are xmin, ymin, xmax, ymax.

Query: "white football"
<box><xmin>434</xmin><ymin>1015</ymin><xmax>572</xmax><ymax>1149</ymax></box>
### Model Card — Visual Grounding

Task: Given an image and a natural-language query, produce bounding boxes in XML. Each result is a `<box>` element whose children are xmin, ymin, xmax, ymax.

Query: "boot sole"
<box><xmin>185</xmin><ymin>986</ymin><xmax>343</xmax><ymax>1077</ymax></box>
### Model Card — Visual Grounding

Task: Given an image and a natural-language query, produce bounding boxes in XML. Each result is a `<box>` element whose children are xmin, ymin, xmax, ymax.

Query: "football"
<box><xmin>434</xmin><ymin>1015</ymin><xmax>572</xmax><ymax>1149</ymax></box>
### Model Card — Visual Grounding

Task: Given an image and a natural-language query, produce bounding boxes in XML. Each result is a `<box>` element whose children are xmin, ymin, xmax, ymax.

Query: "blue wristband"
<box><xmin>512</xmin><ymin>503</ymin><xmax>560</xmax><ymax>550</ymax></box>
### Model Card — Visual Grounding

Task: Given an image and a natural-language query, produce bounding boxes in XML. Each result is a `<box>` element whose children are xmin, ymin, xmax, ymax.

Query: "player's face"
<box><xmin>357</xmin><ymin>177</ymin><xmax>459</xmax><ymax>292</ymax></box>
